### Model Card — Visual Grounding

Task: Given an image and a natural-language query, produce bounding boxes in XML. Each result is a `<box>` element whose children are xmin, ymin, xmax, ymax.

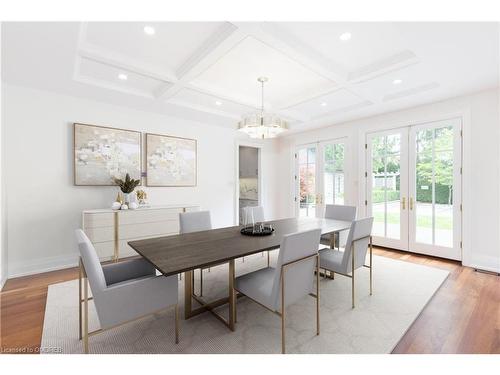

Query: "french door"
<box><xmin>295</xmin><ymin>139</ymin><xmax>346</xmax><ymax>218</ymax></box>
<box><xmin>366</xmin><ymin>129</ymin><xmax>409</xmax><ymax>250</ymax></box>
<box><xmin>366</xmin><ymin>118</ymin><xmax>462</xmax><ymax>260</ymax></box>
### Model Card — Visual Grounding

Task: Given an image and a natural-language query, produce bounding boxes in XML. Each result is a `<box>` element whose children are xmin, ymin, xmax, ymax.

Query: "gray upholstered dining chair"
<box><xmin>241</xmin><ymin>205</ymin><xmax>273</xmax><ymax>265</ymax></box>
<box><xmin>179</xmin><ymin>210</ymin><xmax>212</xmax><ymax>297</ymax></box>
<box><xmin>320</xmin><ymin>204</ymin><xmax>357</xmax><ymax>250</ymax></box>
<box><xmin>75</xmin><ymin>229</ymin><xmax>179</xmax><ymax>353</ymax></box>
<box><xmin>234</xmin><ymin>228</ymin><xmax>321</xmax><ymax>354</ymax></box>
<box><xmin>319</xmin><ymin>217</ymin><xmax>373</xmax><ymax>308</ymax></box>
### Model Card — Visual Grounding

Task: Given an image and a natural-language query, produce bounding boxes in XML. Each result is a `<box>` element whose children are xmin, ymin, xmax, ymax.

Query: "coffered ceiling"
<box><xmin>2</xmin><ymin>22</ymin><xmax>498</xmax><ymax>133</ymax></box>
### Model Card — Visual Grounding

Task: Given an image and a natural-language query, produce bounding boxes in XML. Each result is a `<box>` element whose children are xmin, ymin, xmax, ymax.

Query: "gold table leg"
<box><xmin>184</xmin><ymin>270</ymin><xmax>193</xmax><ymax>318</ymax></box>
<box><xmin>228</xmin><ymin>259</ymin><xmax>236</xmax><ymax>331</ymax></box>
<box><xmin>183</xmin><ymin>261</ymin><xmax>238</xmax><ymax>332</ymax></box>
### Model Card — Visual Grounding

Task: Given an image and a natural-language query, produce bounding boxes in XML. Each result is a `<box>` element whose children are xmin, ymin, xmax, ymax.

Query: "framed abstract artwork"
<box><xmin>146</xmin><ymin>133</ymin><xmax>197</xmax><ymax>187</ymax></box>
<box><xmin>73</xmin><ymin>123</ymin><xmax>142</xmax><ymax>186</ymax></box>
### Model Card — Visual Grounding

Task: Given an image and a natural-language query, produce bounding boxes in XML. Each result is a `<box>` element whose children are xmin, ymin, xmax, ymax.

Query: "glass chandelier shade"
<box><xmin>238</xmin><ymin>77</ymin><xmax>288</xmax><ymax>139</ymax></box>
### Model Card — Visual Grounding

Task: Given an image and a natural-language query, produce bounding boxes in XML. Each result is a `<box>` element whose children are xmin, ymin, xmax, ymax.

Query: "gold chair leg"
<box><xmin>352</xmin><ymin>244</ymin><xmax>355</xmax><ymax>309</ymax></box>
<box><xmin>369</xmin><ymin>236</ymin><xmax>373</xmax><ymax>296</ymax></box>
<box><xmin>78</xmin><ymin>258</ymin><xmax>82</xmax><ymax>340</ymax></box>
<box><xmin>281</xmin><ymin>268</ymin><xmax>286</xmax><ymax>354</ymax></box>
<box><xmin>331</xmin><ymin>271</ymin><xmax>335</xmax><ymax>280</ymax></box>
<box><xmin>174</xmin><ymin>304</ymin><xmax>179</xmax><ymax>344</ymax></box>
<box><xmin>83</xmin><ymin>275</ymin><xmax>89</xmax><ymax>354</ymax></box>
<box><xmin>316</xmin><ymin>255</ymin><xmax>320</xmax><ymax>336</ymax></box>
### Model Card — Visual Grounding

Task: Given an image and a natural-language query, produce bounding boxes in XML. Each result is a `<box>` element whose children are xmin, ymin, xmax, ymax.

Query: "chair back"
<box><xmin>75</xmin><ymin>229</ymin><xmax>107</xmax><ymax>294</ymax></box>
<box><xmin>179</xmin><ymin>210</ymin><xmax>212</xmax><ymax>233</ymax></box>
<box><xmin>242</xmin><ymin>206</ymin><xmax>265</xmax><ymax>223</ymax></box>
<box><xmin>341</xmin><ymin>217</ymin><xmax>373</xmax><ymax>272</ymax></box>
<box><xmin>271</xmin><ymin>228</ymin><xmax>321</xmax><ymax>311</ymax></box>
<box><xmin>324</xmin><ymin>204</ymin><xmax>356</xmax><ymax>221</ymax></box>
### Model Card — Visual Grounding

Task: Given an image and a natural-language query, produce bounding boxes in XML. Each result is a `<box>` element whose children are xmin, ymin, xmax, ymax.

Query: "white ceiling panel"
<box><xmin>352</xmin><ymin>63</ymin><xmax>437</xmax><ymax>102</ymax></box>
<box><xmin>82</xmin><ymin>22</ymin><xmax>226</xmax><ymax>74</ymax></box>
<box><xmin>168</xmin><ymin>88</ymin><xmax>257</xmax><ymax>119</ymax></box>
<box><xmin>274</xmin><ymin>22</ymin><xmax>409</xmax><ymax>72</ymax></box>
<box><xmin>285</xmin><ymin>88</ymin><xmax>370</xmax><ymax>119</ymax></box>
<box><xmin>76</xmin><ymin>57</ymin><xmax>171</xmax><ymax>98</ymax></box>
<box><xmin>190</xmin><ymin>36</ymin><xmax>336</xmax><ymax>108</ymax></box>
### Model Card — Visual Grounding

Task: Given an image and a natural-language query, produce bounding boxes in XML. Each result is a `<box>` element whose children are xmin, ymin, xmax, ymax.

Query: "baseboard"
<box><xmin>8</xmin><ymin>253</ymin><xmax>79</xmax><ymax>279</ymax></box>
<box><xmin>469</xmin><ymin>264</ymin><xmax>500</xmax><ymax>275</ymax></box>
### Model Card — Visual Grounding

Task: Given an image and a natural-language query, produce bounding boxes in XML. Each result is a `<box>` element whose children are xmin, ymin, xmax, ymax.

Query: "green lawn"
<box><xmin>373</xmin><ymin>212</ymin><xmax>452</xmax><ymax>230</ymax></box>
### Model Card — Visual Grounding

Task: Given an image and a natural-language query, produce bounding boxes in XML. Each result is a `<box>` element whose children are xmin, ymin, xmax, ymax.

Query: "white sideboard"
<box><xmin>82</xmin><ymin>204</ymin><xmax>200</xmax><ymax>261</ymax></box>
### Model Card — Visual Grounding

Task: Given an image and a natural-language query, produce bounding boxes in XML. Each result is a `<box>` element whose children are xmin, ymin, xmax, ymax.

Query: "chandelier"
<box><xmin>238</xmin><ymin>77</ymin><xmax>288</xmax><ymax>139</ymax></box>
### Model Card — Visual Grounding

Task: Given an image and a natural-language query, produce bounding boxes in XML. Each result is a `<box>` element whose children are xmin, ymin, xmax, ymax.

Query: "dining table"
<box><xmin>128</xmin><ymin>217</ymin><xmax>351</xmax><ymax>331</ymax></box>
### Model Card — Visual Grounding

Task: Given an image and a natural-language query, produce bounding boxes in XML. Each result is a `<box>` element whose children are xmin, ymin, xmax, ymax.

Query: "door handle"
<box><xmin>402</xmin><ymin>197</ymin><xmax>406</xmax><ymax>210</ymax></box>
<box><xmin>409</xmin><ymin>197</ymin><xmax>414</xmax><ymax>210</ymax></box>
<box><xmin>316</xmin><ymin>193</ymin><xmax>323</xmax><ymax>204</ymax></box>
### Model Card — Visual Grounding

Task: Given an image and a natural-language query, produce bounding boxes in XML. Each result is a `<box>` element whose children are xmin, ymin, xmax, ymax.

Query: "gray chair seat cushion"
<box><xmin>319</xmin><ymin>248</ymin><xmax>345</xmax><ymax>273</ymax></box>
<box><xmin>235</xmin><ymin>267</ymin><xmax>276</xmax><ymax>310</ymax></box>
<box><xmin>102</xmin><ymin>258</ymin><xmax>156</xmax><ymax>286</ymax></box>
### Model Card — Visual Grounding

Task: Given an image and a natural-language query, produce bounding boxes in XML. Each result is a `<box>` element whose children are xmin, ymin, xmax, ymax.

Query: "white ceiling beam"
<box><xmin>156</xmin><ymin>23</ymin><xmax>248</xmax><ymax>101</ymax></box>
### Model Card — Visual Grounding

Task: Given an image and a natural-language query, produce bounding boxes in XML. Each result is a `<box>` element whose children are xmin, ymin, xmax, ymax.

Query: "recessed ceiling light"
<box><xmin>143</xmin><ymin>26</ymin><xmax>156</xmax><ymax>35</ymax></box>
<box><xmin>321</xmin><ymin>102</ymin><xmax>327</xmax><ymax>107</ymax></box>
<box><xmin>339</xmin><ymin>32</ymin><xmax>352</xmax><ymax>41</ymax></box>
<box><xmin>118</xmin><ymin>73</ymin><xmax>128</xmax><ymax>81</ymax></box>
<box><xmin>393</xmin><ymin>79</ymin><xmax>403</xmax><ymax>85</ymax></box>
<box><xmin>215</xmin><ymin>101</ymin><xmax>222</xmax><ymax>106</ymax></box>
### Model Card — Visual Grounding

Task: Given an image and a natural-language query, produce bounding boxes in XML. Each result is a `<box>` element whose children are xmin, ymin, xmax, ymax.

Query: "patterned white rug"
<box><xmin>41</xmin><ymin>253</ymin><xmax>448</xmax><ymax>354</ymax></box>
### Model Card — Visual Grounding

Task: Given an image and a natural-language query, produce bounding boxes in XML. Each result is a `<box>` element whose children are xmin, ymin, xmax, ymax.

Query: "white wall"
<box><xmin>2</xmin><ymin>84</ymin><xmax>280</xmax><ymax>277</ymax></box>
<box><xmin>0</xmin><ymin>23</ymin><xmax>7</xmax><ymax>289</ymax></box>
<box><xmin>278</xmin><ymin>88</ymin><xmax>500</xmax><ymax>273</ymax></box>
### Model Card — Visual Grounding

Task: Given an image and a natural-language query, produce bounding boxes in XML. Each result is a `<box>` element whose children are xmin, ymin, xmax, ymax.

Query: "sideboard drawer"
<box><xmin>118</xmin><ymin>208</ymin><xmax>183</xmax><ymax>225</ymax></box>
<box><xmin>83</xmin><ymin>212</ymin><xmax>114</xmax><ymax>229</ymax></box>
<box><xmin>119</xmin><ymin>220</ymin><xmax>179</xmax><ymax>240</ymax></box>
<box><xmin>84</xmin><ymin>226</ymin><xmax>115</xmax><ymax>243</ymax></box>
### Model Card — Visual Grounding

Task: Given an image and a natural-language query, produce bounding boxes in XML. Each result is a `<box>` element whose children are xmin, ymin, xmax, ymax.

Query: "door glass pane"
<box><xmin>298</xmin><ymin>146</ymin><xmax>316</xmax><ymax>217</ymax></box>
<box><xmin>434</xmin><ymin>150</ymin><xmax>453</xmax><ymax>247</ymax></box>
<box><xmin>385</xmin><ymin>154</ymin><xmax>401</xmax><ymax>239</ymax></box>
<box><xmin>415</xmin><ymin>148</ymin><xmax>433</xmax><ymax>244</ymax></box>
<box><xmin>370</xmin><ymin>134</ymin><xmax>401</xmax><ymax>239</ymax></box>
<box><xmin>323</xmin><ymin>143</ymin><xmax>345</xmax><ymax>205</ymax></box>
<box><xmin>414</xmin><ymin>126</ymin><xmax>454</xmax><ymax>248</ymax></box>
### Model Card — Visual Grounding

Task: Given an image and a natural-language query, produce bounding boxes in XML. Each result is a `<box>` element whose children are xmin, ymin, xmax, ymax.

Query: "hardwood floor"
<box><xmin>1</xmin><ymin>248</ymin><xmax>499</xmax><ymax>354</ymax></box>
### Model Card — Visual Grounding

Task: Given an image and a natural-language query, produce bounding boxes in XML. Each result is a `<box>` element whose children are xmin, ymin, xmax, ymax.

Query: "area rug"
<box><xmin>41</xmin><ymin>253</ymin><xmax>448</xmax><ymax>354</ymax></box>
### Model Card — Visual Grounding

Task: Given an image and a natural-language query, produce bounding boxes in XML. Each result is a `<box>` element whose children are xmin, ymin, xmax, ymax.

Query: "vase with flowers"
<box><xmin>113</xmin><ymin>173</ymin><xmax>141</xmax><ymax>207</ymax></box>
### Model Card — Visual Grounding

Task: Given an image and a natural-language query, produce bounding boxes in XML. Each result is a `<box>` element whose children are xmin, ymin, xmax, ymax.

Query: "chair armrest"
<box><xmin>102</xmin><ymin>258</ymin><xmax>156</xmax><ymax>286</ymax></box>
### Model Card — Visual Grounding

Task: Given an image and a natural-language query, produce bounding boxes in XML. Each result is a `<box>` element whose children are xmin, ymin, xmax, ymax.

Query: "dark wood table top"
<box><xmin>128</xmin><ymin>217</ymin><xmax>351</xmax><ymax>276</ymax></box>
